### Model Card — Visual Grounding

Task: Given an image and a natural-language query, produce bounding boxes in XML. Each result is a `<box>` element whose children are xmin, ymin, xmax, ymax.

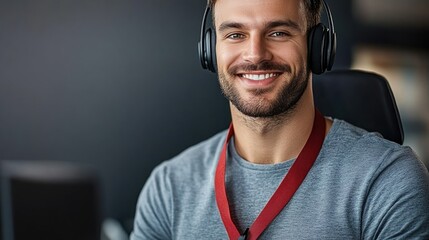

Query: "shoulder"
<box><xmin>153</xmin><ymin>129</ymin><xmax>227</xmax><ymax>178</ymax></box>
<box><xmin>323</xmin><ymin>120</ymin><xmax>429</xmax><ymax>238</ymax></box>
<box><xmin>327</xmin><ymin>119</ymin><xmax>400</xmax><ymax>151</ymax></box>
<box><xmin>324</xmin><ymin>119</ymin><xmax>419</xmax><ymax>168</ymax></box>
<box><xmin>320</xmin><ymin>119</ymin><xmax>429</xmax><ymax>195</ymax></box>
<box><xmin>143</xmin><ymin>129</ymin><xmax>228</xmax><ymax>195</ymax></box>
<box><xmin>131</xmin><ymin>130</ymin><xmax>228</xmax><ymax>239</ymax></box>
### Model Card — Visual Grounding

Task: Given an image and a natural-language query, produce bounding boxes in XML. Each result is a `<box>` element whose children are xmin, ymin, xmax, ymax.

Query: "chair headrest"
<box><xmin>313</xmin><ymin>69</ymin><xmax>404</xmax><ymax>145</ymax></box>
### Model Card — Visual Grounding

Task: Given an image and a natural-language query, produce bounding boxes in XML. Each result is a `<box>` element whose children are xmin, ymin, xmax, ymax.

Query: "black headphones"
<box><xmin>197</xmin><ymin>0</ymin><xmax>336</xmax><ymax>75</ymax></box>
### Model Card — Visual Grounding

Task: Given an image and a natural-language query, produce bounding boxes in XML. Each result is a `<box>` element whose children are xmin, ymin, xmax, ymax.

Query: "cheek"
<box><xmin>276</xmin><ymin>41</ymin><xmax>308</xmax><ymax>68</ymax></box>
<box><xmin>216</xmin><ymin>43</ymin><xmax>241</xmax><ymax>69</ymax></box>
<box><xmin>296</xmin><ymin>37</ymin><xmax>309</xmax><ymax>65</ymax></box>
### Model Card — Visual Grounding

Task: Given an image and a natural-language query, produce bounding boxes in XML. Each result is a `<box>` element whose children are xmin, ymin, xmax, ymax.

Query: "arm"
<box><xmin>130</xmin><ymin>164</ymin><xmax>172</xmax><ymax>240</ymax></box>
<box><xmin>362</xmin><ymin>147</ymin><xmax>429</xmax><ymax>239</ymax></box>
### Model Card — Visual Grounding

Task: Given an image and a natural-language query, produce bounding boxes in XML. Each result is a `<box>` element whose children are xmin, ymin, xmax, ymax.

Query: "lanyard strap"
<box><xmin>215</xmin><ymin>109</ymin><xmax>326</xmax><ymax>240</ymax></box>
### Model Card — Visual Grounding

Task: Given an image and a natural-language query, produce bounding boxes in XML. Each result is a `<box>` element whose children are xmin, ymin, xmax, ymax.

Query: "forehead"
<box><xmin>213</xmin><ymin>0</ymin><xmax>306</xmax><ymax>30</ymax></box>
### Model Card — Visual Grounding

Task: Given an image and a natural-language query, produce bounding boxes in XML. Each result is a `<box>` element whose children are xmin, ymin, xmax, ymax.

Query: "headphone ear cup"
<box><xmin>308</xmin><ymin>23</ymin><xmax>327</xmax><ymax>75</ymax></box>
<box><xmin>203</xmin><ymin>28</ymin><xmax>217</xmax><ymax>73</ymax></box>
<box><xmin>198</xmin><ymin>40</ymin><xmax>205</xmax><ymax>69</ymax></box>
<box><xmin>210</xmin><ymin>27</ymin><xmax>217</xmax><ymax>73</ymax></box>
<box><xmin>327</xmin><ymin>31</ymin><xmax>336</xmax><ymax>71</ymax></box>
<box><xmin>204</xmin><ymin>29</ymin><xmax>212</xmax><ymax>71</ymax></box>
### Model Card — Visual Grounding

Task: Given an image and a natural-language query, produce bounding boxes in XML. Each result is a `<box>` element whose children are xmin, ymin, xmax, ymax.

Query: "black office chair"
<box><xmin>313</xmin><ymin>69</ymin><xmax>404</xmax><ymax>145</ymax></box>
<box><xmin>0</xmin><ymin>160</ymin><xmax>101</xmax><ymax>240</ymax></box>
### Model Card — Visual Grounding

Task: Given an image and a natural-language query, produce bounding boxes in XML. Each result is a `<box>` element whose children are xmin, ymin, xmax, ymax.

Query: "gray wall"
<box><xmin>0</xmin><ymin>0</ymin><xmax>230</xmax><ymax>224</ymax></box>
<box><xmin>0</xmin><ymin>0</ymin><xmax>356</xmax><ymax>228</ymax></box>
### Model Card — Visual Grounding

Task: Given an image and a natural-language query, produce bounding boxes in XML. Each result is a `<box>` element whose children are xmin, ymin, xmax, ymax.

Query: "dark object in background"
<box><xmin>313</xmin><ymin>69</ymin><xmax>404</xmax><ymax>145</ymax></box>
<box><xmin>0</xmin><ymin>160</ymin><xmax>101</xmax><ymax>240</ymax></box>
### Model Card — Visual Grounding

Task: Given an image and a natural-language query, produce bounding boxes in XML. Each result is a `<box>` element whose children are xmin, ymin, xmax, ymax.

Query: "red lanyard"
<box><xmin>215</xmin><ymin>109</ymin><xmax>326</xmax><ymax>240</ymax></box>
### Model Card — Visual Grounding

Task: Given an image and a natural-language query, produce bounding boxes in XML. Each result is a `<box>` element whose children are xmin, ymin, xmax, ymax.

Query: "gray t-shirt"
<box><xmin>130</xmin><ymin>119</ymin><xmax>429</xmax><ymax>239</ymax></box>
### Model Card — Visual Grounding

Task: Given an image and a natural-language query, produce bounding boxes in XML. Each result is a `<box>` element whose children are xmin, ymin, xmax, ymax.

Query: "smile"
<box><xmin>240</xmin><ymin>73</ymin><xmax>280</xmax><ymax>81</ymax></box>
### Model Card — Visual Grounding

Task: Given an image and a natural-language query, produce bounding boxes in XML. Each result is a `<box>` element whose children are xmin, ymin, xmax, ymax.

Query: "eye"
<box><xmin>226</xmin><ymin>33</ymin><xmax>245</xmax><ymax>40</ymax></box>
<box><xmin>269</xmin><ymin>31</ymin><xmax>291</xmax><ymax>38</ymax></box>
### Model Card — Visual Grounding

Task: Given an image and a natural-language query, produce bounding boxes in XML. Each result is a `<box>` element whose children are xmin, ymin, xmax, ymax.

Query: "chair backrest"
<box><xmin>313</xmin><ymin>69</ymin><xmax>404</xmax><ymax>145</ymax></box>
<box><xmin>0</xmin><ymin>160</ymin><xmax>101</xmax><ymax>240</ymax></box>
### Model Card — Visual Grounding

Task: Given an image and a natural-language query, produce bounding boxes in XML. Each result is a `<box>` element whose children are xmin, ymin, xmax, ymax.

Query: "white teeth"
<box><xmin>242</xmin><ymin>73</ymin><xmax>278</xmax><ymax>81</ymax></box>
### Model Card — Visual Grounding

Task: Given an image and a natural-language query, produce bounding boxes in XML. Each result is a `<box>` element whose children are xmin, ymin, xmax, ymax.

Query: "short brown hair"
<box><xmin>207</xmin><ymin>0</ymin><xmax>322</xmax><ymax>32</ymax></box>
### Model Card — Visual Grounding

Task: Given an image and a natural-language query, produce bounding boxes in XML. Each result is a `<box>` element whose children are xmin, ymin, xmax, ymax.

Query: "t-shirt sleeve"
<box><xmin>130</xmin><ymin>164</ymin><xmax>172</xmax><ymax>240</ymax></box>
<box><xmin>362</xmin><ymin>147</ymin><xmax>429</xmax><ymax>239</ymax></box>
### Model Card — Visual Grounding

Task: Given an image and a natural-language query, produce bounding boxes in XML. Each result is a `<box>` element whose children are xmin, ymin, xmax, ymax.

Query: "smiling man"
<box><xmin>130</xmin><ymin>0</ymin><xmax>429</xmax><ymax>239</ymax></box>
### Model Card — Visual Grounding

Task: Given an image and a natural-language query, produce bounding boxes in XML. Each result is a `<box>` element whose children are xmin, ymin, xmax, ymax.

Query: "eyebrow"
<box><xmin>218</xmin><ymin>20</ymin><xmax>302</xmax><ymax>33</ymax></box>
<box><xmin>267</xmin><ymin>20</ymin><xmax>301</xmax><ymax>31</ymax></box>
<box><xmin>218</xmin><ymin>22</ymin><xmax>244</xmax><ymax>33</ymax></box>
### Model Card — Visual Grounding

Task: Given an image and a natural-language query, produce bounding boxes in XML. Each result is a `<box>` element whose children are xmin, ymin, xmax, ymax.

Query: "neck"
<box><xmin>231</xmin><ymin>86</ymin><xmax>326</xmax><ymax>165</ymax></box>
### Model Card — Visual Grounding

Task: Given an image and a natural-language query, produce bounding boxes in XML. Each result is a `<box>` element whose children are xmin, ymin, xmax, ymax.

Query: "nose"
<box><xmin>242</xmin><ymin>35</ymin><xmax>273</xmax><ymax>64</ymax></box>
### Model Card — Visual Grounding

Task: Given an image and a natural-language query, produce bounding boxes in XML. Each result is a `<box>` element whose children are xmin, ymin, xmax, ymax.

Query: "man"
<box><xmin>131</xmin><ymin>0</ymin><xmax>429</xmax><ymax>239</ymax></box>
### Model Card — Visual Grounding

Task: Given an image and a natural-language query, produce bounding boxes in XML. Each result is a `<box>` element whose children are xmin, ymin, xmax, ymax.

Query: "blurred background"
<box><xmin>0</xmin><ymin>0</ymin><xmax>427</xmax><ymax>238</ymax></box>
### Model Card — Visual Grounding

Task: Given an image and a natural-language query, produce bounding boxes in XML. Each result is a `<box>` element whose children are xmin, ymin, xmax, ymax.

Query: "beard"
<box><xmin>218</xmin><ymin>61</ymin><xmax>309</xmax><ymax>118</ymax></box>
